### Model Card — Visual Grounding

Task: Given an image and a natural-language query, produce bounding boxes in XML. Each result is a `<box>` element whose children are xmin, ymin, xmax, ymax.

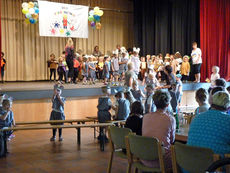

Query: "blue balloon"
<box><xmin>93</xmin><ymin>15</ymin><xmax>100</xmax><ymax>22</ymax></box>
<box><xmin>25</xmin><ymin>13</ymin><xmax>32</xmax><ymax>19</ymax></box>
<box><xmin>29</xmin><ymin>18</ymin><xmax>35</xmax><ymax>24</ymax></box>
<box><xmin>34</xmin><ymin>7</ymin><xmax>39</xmax><ymax>14</ymax></box>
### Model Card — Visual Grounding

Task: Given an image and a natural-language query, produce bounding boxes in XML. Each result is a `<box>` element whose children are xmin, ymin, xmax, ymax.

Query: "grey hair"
<box><xmin>212</xmin><ymin>91</ymin><xmax>230</xmax><ymax>110</ymax></box>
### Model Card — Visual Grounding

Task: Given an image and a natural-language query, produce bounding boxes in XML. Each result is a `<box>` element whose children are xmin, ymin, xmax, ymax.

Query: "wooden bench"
<box><xmin>86</xmin><ymin>116</ymin><xmax>127</xmax><ymax>138</ymax></box>
<box><xmin>0</xmin><ymin>123</ymin><xmax>114</xmax><ymax>157</ymax></box>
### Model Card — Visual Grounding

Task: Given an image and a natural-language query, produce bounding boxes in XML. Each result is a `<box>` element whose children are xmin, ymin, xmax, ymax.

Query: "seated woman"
<box><xmin>195</xmin><ymin>88</ymin><xmax>210</xmax><ymax>115</ymax></box>
<box><xmin>125</xmin><ymin>101</ymin><xmax>143</xmax><ymax>135</ymax></box>
<box><xmin>188</xmin><ymin>91</ymin><xmax>230</xmax><ymax>155</ymax></box>
<box><xmin>142</xmin><ymin>89</ymin><xmax>176</xmax><ymax>169</ymax></box>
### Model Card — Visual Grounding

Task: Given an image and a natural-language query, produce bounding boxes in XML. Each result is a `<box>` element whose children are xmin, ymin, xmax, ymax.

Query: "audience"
<box><xmin>131</xmin><ymin>80</ymin><xmax>145</xmax><ymax>102</ymax></box>
<box><xmin>215</xmin><ymin>78</ymin><xmax>227</xmax><ymax>88</ymax></box>
<box><xmin>195</xmin><ymin>88</ymin><xmax>210</xmax><ymax>115</ymax></box>
<box><xmin>125</xmin><ymin>101</ymin><xmax>143</xmax><ymax>135</ymax></box>
<box><xmin>142</xmin><ymin>89</ymin><xmax>176</xmax><ymax>169</ymax></box>
<box><xmin>208</xmin><ymin>86</ymin><xmax>225</xmax><ymax>105</ymax></box>
<box><xmin>188</xmin><ymin>91</ymin><xmax>230</xmax><ymax>155</ymax></box>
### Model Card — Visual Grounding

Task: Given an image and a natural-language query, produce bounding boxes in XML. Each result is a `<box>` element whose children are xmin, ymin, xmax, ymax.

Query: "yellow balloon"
<box><xmin>94</xmin><ymin>6</ymin><xmax>100</xmax><ymax>12</ymax></box>
<box><xmin>22</xmin><ymin>8</ymin><xmax>29</xmax><ymax>14</ymax></box>
<box><xmin>25</xmin><ymin>18</ymin><xmax>30</xmax><ymax>24</ymax></box>
<box><xmin>98</xmin><ymin>10</ymin><xmax>104</xmax><ymax>16</ymax></box>
<box><xmin>28</xmin><ymin>2</ymin><xmax>34</xmax><ymax>8</ymax></box>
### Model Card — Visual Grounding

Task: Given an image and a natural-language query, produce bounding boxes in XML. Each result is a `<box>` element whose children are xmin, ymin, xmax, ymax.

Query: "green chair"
<box><xmin>107</xmin><ymin>126</ymin><xmax>132</xmax><ymax>173</ymax></box>
<box><xmin>171</xmin><ymin>142</ymin><xmax>220</xmax><ymax>173</ymax></box>
<box><xmin>125</xmin><ymin>134</ymin><xmax>165</xmax><ymax>173</ymax></box>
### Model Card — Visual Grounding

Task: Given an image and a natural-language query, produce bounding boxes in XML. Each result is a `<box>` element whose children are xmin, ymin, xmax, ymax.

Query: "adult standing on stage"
<box><xmin>191</xmin><ymin>42</ymin><xmax>202</xmax><ymax>83</ymax></box>
<box><xmin>65</xmin><ymin>38</ymin><xmax>75</xmax><ymax>83</ymax></box>
<box><xmin>92</xmin><ymin>46</ymin><xmax>102</xmax><ymax>57</ymax></box>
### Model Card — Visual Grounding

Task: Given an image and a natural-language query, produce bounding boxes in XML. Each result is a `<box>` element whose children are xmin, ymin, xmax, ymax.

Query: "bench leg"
<box><xmin>100</xmin><ymin>127</ymin><xmax>105</xmax><ymax>151</ymax></box>
<box><xmin>3</xmin><ymin>132</ymin><xmax>7</xmax><ymax>157</ymax></box>
<box><xmin>94</xmin><ymin>120</ymin><xmax>96</xmax><ymax>139</ymax></box>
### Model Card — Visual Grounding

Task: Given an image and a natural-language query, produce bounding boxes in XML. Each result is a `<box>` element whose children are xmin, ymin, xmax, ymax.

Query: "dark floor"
<box><xmin>0</xmin><ymin>129</ymin><xmax>127</xmax><ymax>173</ymax></box>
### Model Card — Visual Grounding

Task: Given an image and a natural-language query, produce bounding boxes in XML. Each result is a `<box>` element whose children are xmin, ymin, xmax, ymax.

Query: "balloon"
<box><xmin>29</xmin><ymin>18</ymin><xmax>35</xmax><ymax>24</ymax></box>
<box><xmin>25</xmin><ymin>13</ymin><xmax>32</xmax><ymax>19</ymax></box>
<box><xmin>89</xmin><ymin>10</ymin><xmax>94</xmax><ymax>16</ymax></box>
<box><xmin>98</xmin><ymin>10</ymin><xmax>104</xmax><ymax>16</ymax></box>
<box><xmin>34</xmin><ymin>7</ymin><xmax>39</xmax><ymax>14</ymax></box>
<box><xmin>34</xmin><ymin>19</ymin><xmax>38</xmax><ymax>24</ymax></box>
<box><xmin>25</xmin><ymin>18</ymin><xmax>30</xmax><ymax>24</ymax></box>
<box><xmin>29</xmin><ymin>8</ymin><xmax>35</xmax><ymax>14</ymax></box>
<box><xmin>22</xmin><ymin>8</ymin><xmax>29</xmax><ymax>14</ymax></box>
<box><xmin>96</xmin><ymin>22</ymin><xmax>102</xmax><ymax>29</ymax></box>
<box><xmin>32</xmin><ymin>13</ymin><xmax>38</xmax><ymax>19</ymax></box>
<box><xmin>22</xmin><ymin>2</ymin><xmax>28</xmax><ymax>9</ymax></box>
<box><xmin>88</xmin><ymin>16</ymin><xmax>94</xmax><ymax>22</ymax></box>
<box><xmin>94</xmin><ymin>15</ymin><xmax>100</xmax><ymax>22</ymax></box>
<box><xmin>28</xmin><ymin>2</ymin><xmax>34</xmax><ymax>8</ymax></box>
<box><xmin>33</xmin><ymin>2</ymin><xmax>38</xmax><ymax>8</ymax></box>
<box><xmin>94</xmin><ymin>7</ymin><xmax>100</xmax><ymax>12</ymax></box>
<box><xmin>90</xmin><ymin>21</ymin><xmax>96</xmax><ymax>27</ymax></box>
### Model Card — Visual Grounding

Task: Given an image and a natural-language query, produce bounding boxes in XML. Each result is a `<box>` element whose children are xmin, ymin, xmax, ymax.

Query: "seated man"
<box><xmin>0</xmin><ymin>99</ymin><xmax>15</xmax><ymax>140</ymax></box>
<box><xmin>113</xmin><ymin>91</ymin><xmax>130</xmax><ymax>120</ymax></box>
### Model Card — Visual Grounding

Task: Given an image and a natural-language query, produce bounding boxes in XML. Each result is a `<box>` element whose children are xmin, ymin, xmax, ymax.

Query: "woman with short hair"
<box><xmin>142</xmin><ymin>89</ymin><xmax>176</xmax><ymax>169</ymax></box>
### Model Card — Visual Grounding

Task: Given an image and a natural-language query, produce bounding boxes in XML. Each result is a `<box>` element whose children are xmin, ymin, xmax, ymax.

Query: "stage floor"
<box><xmin>0</xmin><ymin>81</ymin><xmax>107</xmax><ymax>92</ymax></box>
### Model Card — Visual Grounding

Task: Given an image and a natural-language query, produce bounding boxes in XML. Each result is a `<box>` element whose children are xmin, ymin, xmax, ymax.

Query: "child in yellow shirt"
<box><xmin>180</xmin><ymin>55</ymin><xmax>190</xmax><ymax>82</ymax></box>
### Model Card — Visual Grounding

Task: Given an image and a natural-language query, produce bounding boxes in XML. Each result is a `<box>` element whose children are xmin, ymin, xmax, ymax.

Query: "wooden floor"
<box><xmin>0</xmin><ymin>129</ymin><xmax>127</xmax><ymax>173</ymax></box>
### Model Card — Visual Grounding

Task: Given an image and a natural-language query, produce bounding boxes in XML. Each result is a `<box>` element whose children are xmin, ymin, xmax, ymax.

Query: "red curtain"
<box><xmin>200</xmin><ymin>0</ymin><xmax>230</xmax><ymax>81</ymax></box>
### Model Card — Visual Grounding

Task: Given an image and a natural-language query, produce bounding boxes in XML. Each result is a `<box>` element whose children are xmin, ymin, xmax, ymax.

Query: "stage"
<box><xmin>0</xmin><ymin>80</ymin><xmax>227</xmax><ymax>100</ymax></box>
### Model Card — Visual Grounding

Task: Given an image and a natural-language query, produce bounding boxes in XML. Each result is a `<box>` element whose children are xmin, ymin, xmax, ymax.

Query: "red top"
<box><xmin>73</xmin><ymin>59</ymin><xmax>80</xmax><ymax>68</ymax></box>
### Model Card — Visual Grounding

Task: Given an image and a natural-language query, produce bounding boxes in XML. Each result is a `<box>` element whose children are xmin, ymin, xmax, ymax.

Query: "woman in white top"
<box><xmin>191</xmin><ymin>42</ymin><xmax>202</xmax><ymax>83</ymax></box>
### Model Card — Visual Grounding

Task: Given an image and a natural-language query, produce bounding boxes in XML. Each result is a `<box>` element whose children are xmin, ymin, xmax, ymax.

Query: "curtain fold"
<box><xmin>134</xmin><ymin>0</ymin><xmax>200</xmax><ymax>56</ymax></box>
<box><xmin>200</xmin><ymin>0</ymin><xmax>230</xmax><ymax>81</ymax></box>
<box><xmin>1</xmin><ymin>0</ymin><xmax>133</xmax><ymax>81</ymax></box>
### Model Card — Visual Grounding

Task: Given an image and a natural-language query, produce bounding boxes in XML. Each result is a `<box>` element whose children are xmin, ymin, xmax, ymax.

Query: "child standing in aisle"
<box><xmin>50</xmin><ymin>83</ymin><xmax>65</xmax><ymax>142</ymax></box>
<box><xmin>88</xmin><ymin>56</ymin><xmax>96</xmax><ymax>84</ymax></box>
<box><xmin>97</xmin><ymin>86</ymin><xmax>112</xmax><ymax>141</ymax></box>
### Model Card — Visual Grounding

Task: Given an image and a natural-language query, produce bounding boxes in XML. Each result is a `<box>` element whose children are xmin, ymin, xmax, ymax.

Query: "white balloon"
<box><xmin>29</xmin><ymin>8</ymin><xmax>35</xmax><ymax>14</ymax></box>
<box><xmin>22</xmin><ymin>2</ymin><xmax>28</xmax><ymax>9</ymax></box>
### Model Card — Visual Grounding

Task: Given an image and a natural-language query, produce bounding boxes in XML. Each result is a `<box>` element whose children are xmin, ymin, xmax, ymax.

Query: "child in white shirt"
<box><xmin>210</xmin><ymin>66</ymin><xmax>220</xmax><ymax>87</ymax></box>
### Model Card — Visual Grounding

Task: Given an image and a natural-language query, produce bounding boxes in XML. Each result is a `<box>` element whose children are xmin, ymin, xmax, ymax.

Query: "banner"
<box><xmin>38</xmin><ymin>1</ymin><xmax>89</xmax><ymax>38</ymax></box>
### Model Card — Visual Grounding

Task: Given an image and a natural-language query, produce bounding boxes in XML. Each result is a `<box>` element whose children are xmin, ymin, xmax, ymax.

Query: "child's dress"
<box><xmin>97</xmin><ymin>96</ymin><xmax>112</xmax><ymax>123</ymax></box>
<box><xmin>50</xmin><ymin>96</ymin><xmax>66</xmax><ymax>125</ymax></box>
<box><xmin>88</xmin><ymin>62</ymin><xmax>96</xmax><ymax>79</ymax></box>
<box><xmin>82</xmin><ymin>62</ymin><xmax>89</xmax><ymax>78</ymax></box>
<box><xmin>103</xmin><ymin>61</ymin><xmax>110</xmax><ymax>79</ymax></box>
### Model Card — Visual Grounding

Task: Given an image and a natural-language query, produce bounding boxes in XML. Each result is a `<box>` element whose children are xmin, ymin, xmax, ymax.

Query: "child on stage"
<box><xmin>82</xmin><ymin>55</ymin><xmax>89</xmax><ymax>85</ymax></box>
<box><xmin>57</xmin><ymin>56</ymin><xmax>66</xmax><ymax>83</ymax></box>
<box><xmin>97</xmin><ymin>86</ymin><xmax>112</xmax><ymax>141</ymax></box>
<box><xmin>47</xmin><ymin>54</ymin><xmax>58</xmax><ymax>82</ymax></box>
<box><xmin>50</xmin><ymin>83</ymin><xmax>65</xmax><ymax>142</ymax></box>
<box><xmin>88</xmin><ymin>56</ymin><xmax>96</xmax><ymax>85</ymax></box>
<box><xmin>111</xmin><ymin>50</ymin><xmax>120</xmax><ymax>86</ymax></box>
<box><xmin>103</xmin><ymin>56</ymin><xmax>110</xmax><ymax>85</ymax></box>
<box><xmin>0</xmin><ymin>52</ymin><xmax>6</xmax><ymax>83</ymax></box>
<box><xmin>210</xmin><ymin>66</ymin><xmax>220</xmax><ymax>87</ymax></box>
<box><xmin>73</xmin><ymin>56</ymin><xmax>80</xmax><ymax>84</ymax></box>
<box><xmin>0</xmin><ymin>97</ymin><xmax>15</xmax><ymax>140</ymax></box>
<box><xmin>181</xmin><ymin>55</ymin><xmax>190</xmax><ymax>82</ymax></box>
